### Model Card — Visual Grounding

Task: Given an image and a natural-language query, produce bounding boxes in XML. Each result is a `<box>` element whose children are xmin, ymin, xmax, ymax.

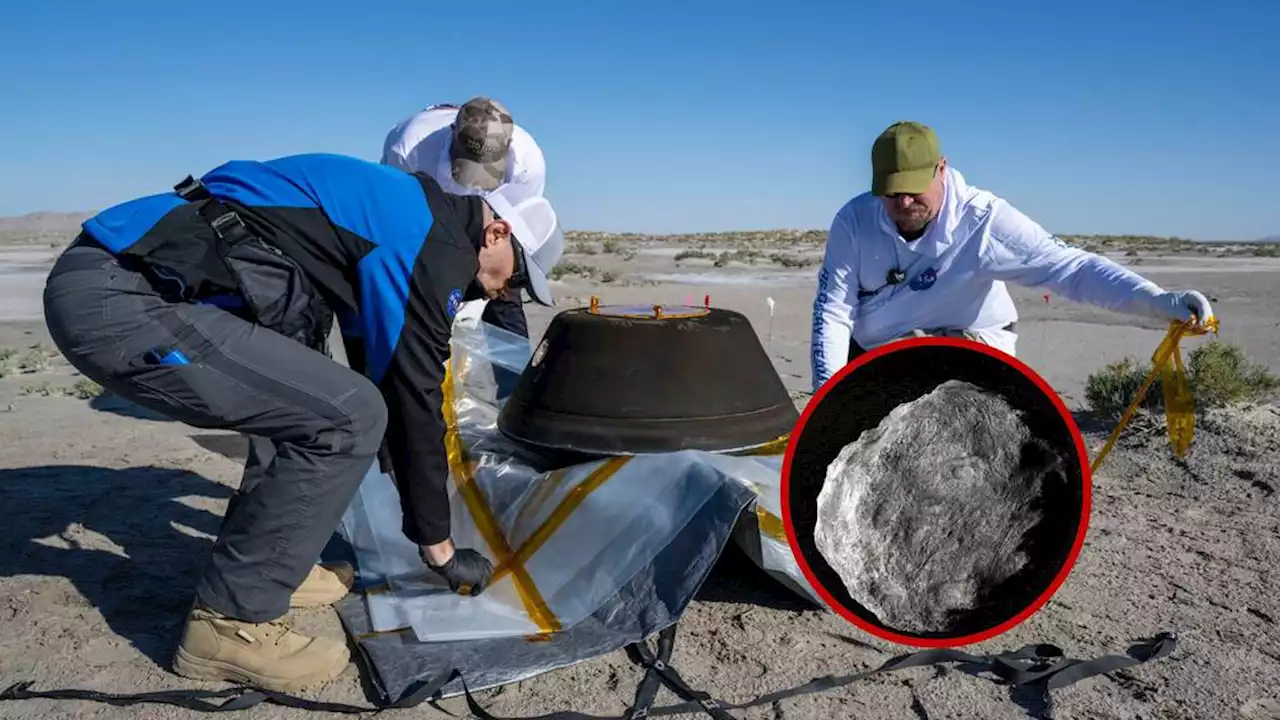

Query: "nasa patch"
<box><xmin>446</xmin><ymin>288</ymin><xmax>463</xmax><ymax>320</ymax></box>
<box><xmin>909</xmin><ymin>267</ymin><xmax>938</xmax><ymax>291</ymax></box>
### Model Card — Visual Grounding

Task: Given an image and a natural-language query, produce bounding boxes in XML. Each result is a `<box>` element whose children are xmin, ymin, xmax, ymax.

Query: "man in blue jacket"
<box><xmin>42</xmin><ymin>153</ymin><xmax>565</xmax><ymax>692</ymax></box>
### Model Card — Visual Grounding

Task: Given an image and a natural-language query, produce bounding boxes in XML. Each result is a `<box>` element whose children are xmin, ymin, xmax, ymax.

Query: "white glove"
<box><xmin>1149</xmin><ymin>290</ymin><xmax>1214</xmax><ymax>326</ymax></box>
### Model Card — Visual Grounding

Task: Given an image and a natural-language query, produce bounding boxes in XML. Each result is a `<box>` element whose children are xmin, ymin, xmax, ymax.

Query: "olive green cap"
<box><xmin>871</xmin><ymin>121</ymin><xmax>941</xmax><ymax>196</ymax></box>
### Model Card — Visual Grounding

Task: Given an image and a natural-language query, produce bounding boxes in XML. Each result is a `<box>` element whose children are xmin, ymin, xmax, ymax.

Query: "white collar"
<box><xmin>875</xmin><ymin>167</ymin><xmax>989</xmax><ymax>258</ymax></box>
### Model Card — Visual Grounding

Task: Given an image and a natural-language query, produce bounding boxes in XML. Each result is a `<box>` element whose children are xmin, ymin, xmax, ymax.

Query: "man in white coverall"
<box><xmin>382</xmin><ymin>97</ymin><xmax>548</xmax><ymax>394</ymax></box>
<box><xmin>809</xmin><ymin>121</ymin><xmax>1215</xmax><ymax>391</ymax></box>
<box><xmin>381</xmin><ymin>97</ymin><xmax>546</xmax><ymax>198</ymax></box>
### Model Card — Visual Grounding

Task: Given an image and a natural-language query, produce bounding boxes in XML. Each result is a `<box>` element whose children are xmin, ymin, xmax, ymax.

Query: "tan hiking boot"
<box><xmin>290</xmin><ymin>562</ymin><xmax>355</xmax><ymax>608</ymax></box>
<box><xmin>172</xmin><ymin>606</ymin><xmax>349</xmax><ymax>692</ymax></box>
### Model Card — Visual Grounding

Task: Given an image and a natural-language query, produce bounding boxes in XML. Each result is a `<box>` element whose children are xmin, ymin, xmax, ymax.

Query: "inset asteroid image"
<box><xmin>813</xmin><ymin>378</ymin><xmax>1066</xmax><ymax>634</ymax></box>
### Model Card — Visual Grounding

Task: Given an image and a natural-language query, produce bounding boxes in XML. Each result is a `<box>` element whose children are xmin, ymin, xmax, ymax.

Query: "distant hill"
<box><xmin>0</xmin><ymin>211</ymin><xmax>93</xmax><ymax>233</ymax></box>
<box><xmin>0</xmin><ymin>209</ymin><xmax>1277</xmax><ymax>256</ymax></box>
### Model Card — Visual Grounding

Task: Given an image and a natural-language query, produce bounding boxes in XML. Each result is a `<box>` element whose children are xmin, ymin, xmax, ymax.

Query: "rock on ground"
<box><xmin>814</xmin><ymin>379</ymin><xmax>1061</xmax><ymax>634</ymax></box>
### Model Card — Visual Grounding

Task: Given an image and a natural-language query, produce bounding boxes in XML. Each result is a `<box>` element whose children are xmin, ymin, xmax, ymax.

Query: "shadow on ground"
<box><xmin>695</xmin><ymin>540</ymin><xmax>817</xmax><ymax>612</ymax></box>
<box><xmin>0</xmin><ymin>465</ymin><xmax>230</xmax><ymax>665</ymax></box>
<box><xmin>190</xmin><ymin>433</ymin><xmax>249</xmax><ymax>462</ymax></box>
<box><xmin>1072</xmin><ymin>409</ymin><xmax>1118</xmax><ymax>436</ymax></box>
<box><xmin>87</xmin><ymin>392</ymin><xmax>175</xmax><ymax>422</ymax></box>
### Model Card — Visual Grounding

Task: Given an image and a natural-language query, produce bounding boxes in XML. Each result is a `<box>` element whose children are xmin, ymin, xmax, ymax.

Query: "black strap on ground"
<box><xmin>0</xmin><ymin>666</ymin><xmax>460</xmax><ymax>715</ymax></box>
<box><xmin>622</xmin><ymin>633</ymin><xmax>667</xmax><ymax>720</ymax></box>
<box><xmin>642</xmin><ymin>630</ymin><xmax>1179</xmax><ymax>718</ymax></box>
<box><xmin>622</xmin><ymin>625</ymin><xmax>734</xmax><ymax>720</ymax></box>
<box><xmin>622</xmin><ymin>625</ymin><xmax>676</xmax><ymax>720</ymax></box>
<box><xmin>450</xmin><ymin>625</ymin><xmax>733</xmax><ymax>720</ymax></box>
<box><xmin>0</xmin><ymin>626</ymin><xmax>1178</xmax><ymax>718</ymax></box>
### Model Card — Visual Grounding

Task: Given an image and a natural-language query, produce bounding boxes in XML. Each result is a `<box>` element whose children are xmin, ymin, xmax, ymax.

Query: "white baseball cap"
<box><xmin>483</xmin><ymin>184</ymin><xmax>564</xmax><ymax>307</ymax></box>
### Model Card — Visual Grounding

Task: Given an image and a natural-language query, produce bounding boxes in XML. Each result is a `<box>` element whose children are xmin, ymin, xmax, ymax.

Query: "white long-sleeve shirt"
<box><xmin>380</xmin><ymin>104</ymin><xmax>547</xmax><ymax>198</ymax></box>
<box><xmin>810</xmin><ymin>167</ymin><xmax>1173</xmax><ymax>391</ymax></box>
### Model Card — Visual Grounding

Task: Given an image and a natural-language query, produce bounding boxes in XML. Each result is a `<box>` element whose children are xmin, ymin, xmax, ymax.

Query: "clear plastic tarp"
<box><xmin>339</xmin><ymin>300</ymin><xmax>827</xmax><ymax>643</ymax></box>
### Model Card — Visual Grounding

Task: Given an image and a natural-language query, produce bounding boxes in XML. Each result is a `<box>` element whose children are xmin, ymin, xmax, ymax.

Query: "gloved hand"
<box><xmin>424</xmin><ymin>547</ymin><xmax>494</xmax><ymax>596</ymax></box>
<box><xmin>1150</xmin><ymin>289</ymin><xmax>1215</xmax><ymax>326</ymax></box>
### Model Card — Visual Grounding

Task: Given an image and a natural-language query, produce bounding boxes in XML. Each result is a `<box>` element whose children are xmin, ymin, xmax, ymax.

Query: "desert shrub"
<box><xmin>72</xmin><ymin>378</ymin><xmax>105</xmax><ymax>399</ymax></box>
<box><xmin>1084</xmin><ymin>359</ymin><xmax>1168</xmax><ymax>418</ymax></box>
<box><xmin>1187</xmin><ymin>341</ymin><xmax>1280</xmax><ymax>407</ymax></box>
<box><xmin>549</xmin><ymin>262</ymin><xmax>597</xmax><ymax>280</ymax></box>
<box><xmin>674</xmin><ymin>249</ymin><xmax>716</xmax><ymax>262</ymax></box>
<box><xmin>713</xmin><ymin>249</ymin><xmax>761</xmax><ymax>267</ymax></box>
<box><xmin>1084</xmin><ymin>340</ymin><xmax>1279</xmax><ymax>418</ymax></box>
<box><xmin>769</xmin><ymin>253</ymin><xmax>818</xmax><ymax>269</ymax></box>
<box><xmin>0</xmin><ymin>347</ymin><xmax>15</xmax><ymax>377</ymax></box>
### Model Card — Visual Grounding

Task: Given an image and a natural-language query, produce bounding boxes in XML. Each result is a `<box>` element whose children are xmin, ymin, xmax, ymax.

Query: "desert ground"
<box><xmin>1</xmin><ymin>225</ymin><xmax>1278</xmax><ymax>720</ymax></box>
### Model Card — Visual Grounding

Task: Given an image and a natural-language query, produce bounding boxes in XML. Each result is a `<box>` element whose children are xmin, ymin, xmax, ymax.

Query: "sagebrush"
<box><xmin>1084</xmin><ymin>340</ymin><xmax>1279</xmax><ymax>418</ymax></box>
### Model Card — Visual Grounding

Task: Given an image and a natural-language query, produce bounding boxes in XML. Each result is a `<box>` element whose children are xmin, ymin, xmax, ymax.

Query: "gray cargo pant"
<box><xmin>42</xmin><ymin>237</ymin><xmax>388</xmax><ymax>623</ymax></box>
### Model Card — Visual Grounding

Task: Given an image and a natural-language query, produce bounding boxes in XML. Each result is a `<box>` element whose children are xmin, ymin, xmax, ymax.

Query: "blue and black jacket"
<box><xmin>80</xmin><ymin>152</ymin><xmax>490</xmax><ymax>546</ymax></box>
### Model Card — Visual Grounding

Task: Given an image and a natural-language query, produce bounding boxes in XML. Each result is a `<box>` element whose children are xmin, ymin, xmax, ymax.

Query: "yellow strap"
<box><xmin>435</xmin><ymin>367</ymin><xmax>787</xmax><ymax>632</ymax></box>
<box><xmin>1089</xmin><ymin>316</ymin><xmax>1219</xmax><ymax>473</ymax></box>
<box><xmin>735</xmin><ymin>434</ymin><xmax>791</xmax><ymax>457</ymax></box>
<box><xmin>1161</xmin><ymin>333</ymin><xmax>1197</xmax><ymax>457</ymax></box>
<box><xmin>441</xmin><ymin>356</ymin><xmax>562</xmax><ymax>634</ymax></box>
<box><xmin>492</xmin><ymin>456</ymin><xmax>631</xmax><ymax>583</ymax></box>
<box><xmin>507</xmin><ymin>468</ymin><xmax>572</xmax><ymax>547</ymax></box>
<box><xmin>756</xmin><ymin>505</ymin><xmax>788</xmax><ymax>544</ymax></box>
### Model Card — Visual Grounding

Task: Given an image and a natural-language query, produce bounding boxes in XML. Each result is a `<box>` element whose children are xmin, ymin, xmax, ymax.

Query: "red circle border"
<box><xmin>780</xmin><ymin>336</ymin><xmax>1094</xmax><ymax>648</ymax></box>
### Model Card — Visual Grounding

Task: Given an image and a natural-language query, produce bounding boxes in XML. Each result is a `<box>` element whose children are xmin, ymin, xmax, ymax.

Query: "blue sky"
<box><xmin>0</xmin><ymin>1</ymin><xmax>1275</xmax><ymax>240</ymax></box>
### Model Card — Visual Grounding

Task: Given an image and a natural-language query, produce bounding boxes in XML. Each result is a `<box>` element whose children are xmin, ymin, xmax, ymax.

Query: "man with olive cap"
<box><xmin>809</xmin><ymin>120</ymin><xmax>1216</xmax><ymax>391</ymax></box>
<box><xmin>382</xmin><ymin>98</ymin><xmax>547</xmax><ymax>348</ymax></box>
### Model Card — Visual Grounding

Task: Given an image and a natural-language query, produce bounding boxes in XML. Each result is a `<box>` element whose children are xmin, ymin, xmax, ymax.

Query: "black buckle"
<box><xmin>209</xmin><ymin>210</ymin><xmax>245</xmax><ymax>238</ymax></box>
<box><xmin>173</xmin><ymin>175</ymin><xmax>211</xmax><ymax>202</ymax></box>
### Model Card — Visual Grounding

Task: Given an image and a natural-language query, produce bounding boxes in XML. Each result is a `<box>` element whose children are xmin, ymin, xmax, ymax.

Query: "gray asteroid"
<box><xmin>813</xmin><ymin>379</ymin><xmax>1055</xmax><ymax>633</ymax></box>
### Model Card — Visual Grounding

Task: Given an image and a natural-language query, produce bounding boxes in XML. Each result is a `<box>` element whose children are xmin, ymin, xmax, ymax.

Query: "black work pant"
<box><xmin>42</xmin><ymin>238</ymin><xmax>388</xmax><ymax>623</ymax></box>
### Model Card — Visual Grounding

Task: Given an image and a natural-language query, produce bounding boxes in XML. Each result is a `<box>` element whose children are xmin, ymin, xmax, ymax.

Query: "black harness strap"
<box><xmin>622</xmin><ymin>628</ymin><xmax>670</xmax><ymax>720</ymax></box>
<box><xmin>0</xmin><ymin>627</ymin><xmax>1179</xmax><ymax>719</ymax></box>
<box><xmin>127</xmin><ymin>174</ymin><xmax>266</xmax><ymax>304</ymax></box>
<box><xmin>623</xmin><ymin>626</ymin><xmax>734</xmax><ymax>720</ymax></box>
<box><xmin>174</xmin><ymin>175</ymin><xmax>261</xmax><ymax>253</ymax></box>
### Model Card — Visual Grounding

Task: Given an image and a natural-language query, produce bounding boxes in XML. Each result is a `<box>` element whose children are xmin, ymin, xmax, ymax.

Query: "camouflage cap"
<box><xmin>871</xmin><ymin>121</ymin><xmax>941</xmax><ymax>196</ymax></box>
<box><xmin>450</xmin><ymin>97</ymin><xmax>515</xmax><ymax>191</ymax></box>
